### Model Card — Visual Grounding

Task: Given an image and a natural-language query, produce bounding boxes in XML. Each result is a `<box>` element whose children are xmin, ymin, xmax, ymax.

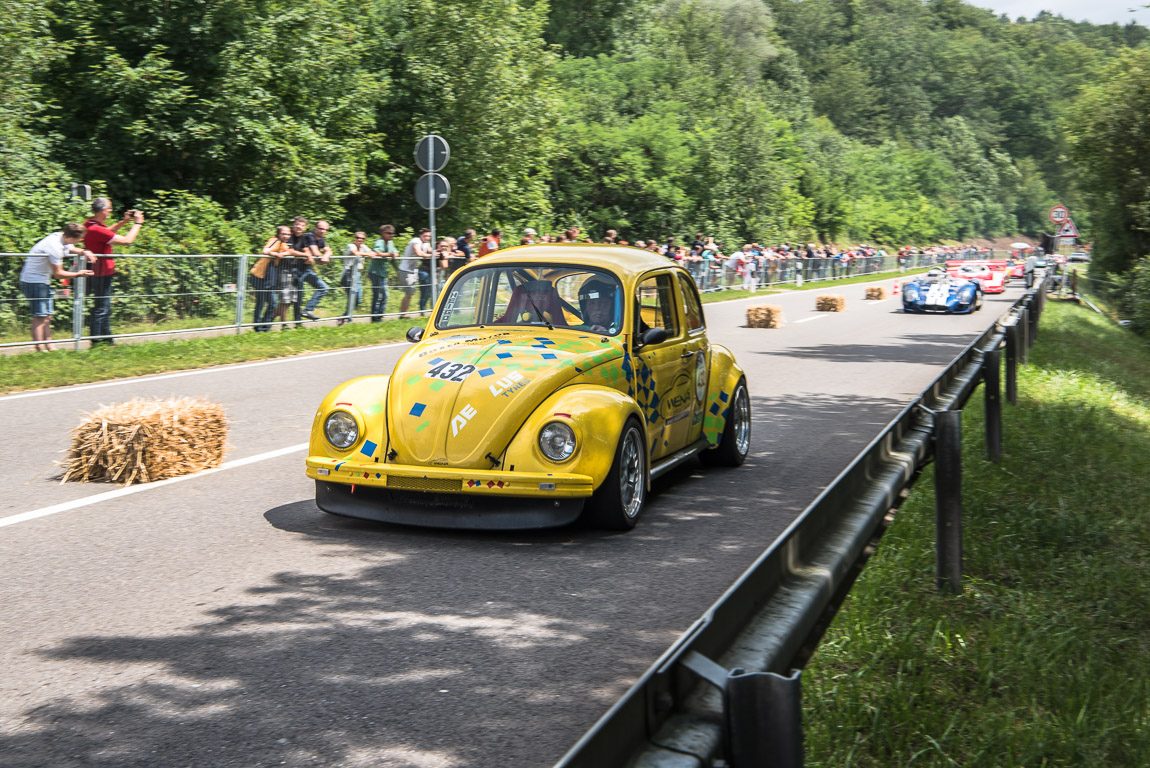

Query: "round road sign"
<box><xmin>415</xmin><ymin>172</ymin><xmax>451</xmax><ymax>210</ymax></box>
<box><xmin>415</xmin><ymin>135</ymin><xmax>450</xmax><ymax>173</ymax></box>
<box><xmin>1048</xmin><ymin>205</ymin><xmax>1069</xmax><ymax>225</ymax></box>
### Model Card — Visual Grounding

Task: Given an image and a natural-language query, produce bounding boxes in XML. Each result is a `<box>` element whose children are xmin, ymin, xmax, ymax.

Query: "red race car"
<box><xmin>945</xmin><ymin>260</ymin><xmax>1009</xmax><ymax>293</ymax></box>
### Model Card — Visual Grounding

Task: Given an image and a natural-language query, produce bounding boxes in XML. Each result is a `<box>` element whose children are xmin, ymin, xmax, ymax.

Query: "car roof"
<box><xmin>469</xmin><ymin>244</ymin><xmax>679</xmax><ymax>276</ymax></box>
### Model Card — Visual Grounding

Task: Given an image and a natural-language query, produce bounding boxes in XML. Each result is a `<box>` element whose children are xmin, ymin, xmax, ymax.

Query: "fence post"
<box><xmin>726</xmin><ymin>669</ymin><xmax>804</xmax><ymax>768</ymax></box>
<box><xmin>72</xmin><ymin>257</ymin><xmax>86</xmax><ymax>351</ymax></box>
<box><xmin>984</xmin><ymin>348</ymin><xmax>1002</xmax><ymax>462</ymax></box>
<box><xmin>345</xmin><ymin>256</ymin><xmax>360</xmax><ymax>322</ymax></box>
<box><xmin>234</xmin><ymin>255</ymin><xmax>248</xmax><ymax>334</ymax></box>
<box><xmin>935</xmin><ymin>409</ymin><xmax>963</xmax><ymax>593</ymax></box>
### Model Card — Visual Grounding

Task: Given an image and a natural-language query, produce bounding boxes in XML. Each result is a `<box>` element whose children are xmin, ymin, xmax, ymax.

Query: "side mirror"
<box><xmin>406</xmin><ymin>326</ymin><xmax>424</xmax><ymax>343</ymax></box>
<box><xmin>638</xmin><ymin>327</ymin><xmax>667</xmax><ymax>347</ymax></box>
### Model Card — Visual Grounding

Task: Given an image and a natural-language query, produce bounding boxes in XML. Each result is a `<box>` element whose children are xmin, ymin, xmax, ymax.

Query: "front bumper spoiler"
<box><xmin>306</xmin><ymin>457</ymin><xmax>594</xmax><ymax>530</ymax></box>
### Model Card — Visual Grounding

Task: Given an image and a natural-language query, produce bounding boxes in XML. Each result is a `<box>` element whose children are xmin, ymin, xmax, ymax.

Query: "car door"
<box><xmin>633</xmin><ymin>271</ymin><xmax>692</xmax><ymax>460</ymax></box>
<box><xmin>676</xmin><ymin>272</ymin><xmax>709</xmax><ymax>446</ymax></box>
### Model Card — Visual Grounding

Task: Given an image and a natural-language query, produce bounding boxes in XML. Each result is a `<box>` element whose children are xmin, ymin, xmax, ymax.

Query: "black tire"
<box><xmin>700</xmin><ymin>379</ymin><xmax>751</xmax><ymax>467</ymax></box>
<box><xmin>584</xmin><ymin>418</ymin><xmax>647</xmax><ymax>530</ymax></box>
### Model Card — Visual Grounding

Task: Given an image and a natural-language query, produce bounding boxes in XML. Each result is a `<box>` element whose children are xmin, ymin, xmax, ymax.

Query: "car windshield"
<box><xmin>436</xmin><ymin>264</ymin><xmax>625</xmax><ymax>335</ymax></box>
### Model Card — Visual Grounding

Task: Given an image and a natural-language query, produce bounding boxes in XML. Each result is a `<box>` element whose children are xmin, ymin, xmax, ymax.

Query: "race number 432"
<box><xmin>425</xmin><ymin>361</ymin><xmax>476</xmax><ymax>382</ymax></box>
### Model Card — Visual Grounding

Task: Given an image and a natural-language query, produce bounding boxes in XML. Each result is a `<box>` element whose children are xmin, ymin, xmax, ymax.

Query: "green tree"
<box><xmin>1066</xmin><ymin>49</ymin><xmax>1150</xmax><ymax>274</ymax></box>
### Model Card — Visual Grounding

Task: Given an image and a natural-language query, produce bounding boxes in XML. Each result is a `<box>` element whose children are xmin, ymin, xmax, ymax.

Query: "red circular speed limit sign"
<box><xmin>1049</xmin><ymin>205</ymin><xmax>1070</xmax><ymax>224</ymax></box>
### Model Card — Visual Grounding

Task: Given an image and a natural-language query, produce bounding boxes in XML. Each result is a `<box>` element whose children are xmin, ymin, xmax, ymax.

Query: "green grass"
<box><xmin>0</xmin><ymin>319</ymin><xmax>415</xmax><ymax>393</ymax></box>
<box><xmin>804</xmin><ymin>300</ymin><xmax>1150</xmax><ymax>767</ymax></box>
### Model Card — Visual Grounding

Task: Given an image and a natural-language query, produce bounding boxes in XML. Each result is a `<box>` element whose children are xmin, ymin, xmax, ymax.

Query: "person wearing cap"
<box><xmin>523</xmin><ymin>227</ymin><xmax>537</xmax><ymax>245</ymax></box>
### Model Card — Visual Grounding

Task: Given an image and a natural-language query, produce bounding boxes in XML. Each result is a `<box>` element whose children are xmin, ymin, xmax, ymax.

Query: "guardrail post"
<box><xmin>1027</xmin><ymin>295</ymin><xmax>1039</xmax><ymax>348</ymax></box>
<box><xmin>1018</xmin><ymin>307</ymin><xmax>1029</xmax><ymax>364</ymax></box>
<box><xmin>1004</xmin><ymin>321</ymin><xmax>1018</xmax><ymax>405</ymax></box>
<box><xmin>726</xmin><ymin>669</ymin><xmax>804</xmax><ymax>768</ymax></box>
<box><xmin>983</xmin><ymin>348</ymin><xmax>1002</xmax><ymax>462</ymax></box>
<box><xmin>234</xmin><ymin>255</ymin><xmax>248</xmax><ymax>334</ymax></box>
<box><xmin>935</xmin><ymin>409</ymin><xmax>963</xmax><ymax>592</ymax></box>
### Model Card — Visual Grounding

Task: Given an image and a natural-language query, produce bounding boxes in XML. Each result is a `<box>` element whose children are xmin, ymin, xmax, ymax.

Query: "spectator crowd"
<box><xmin>14</xmin><ymin>202</ymin><xmax>1001</xmax><ymax>348</ymax></box>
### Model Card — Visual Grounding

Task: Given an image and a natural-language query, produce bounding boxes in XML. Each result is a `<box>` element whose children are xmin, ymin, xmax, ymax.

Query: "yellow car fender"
<box><xmin>503</xmin><ymin>385</ymin><xmax>645</xmax><ymax>492</ymax></box>
<box><xmin>310</xmin><ymin>375</ymin><xmax>391</xmax><ymax>461</ymax></box>
<box><xmin>702</xmin><ymin>345</ymin><xmax>746</xmax><ymax>447</ymax></box>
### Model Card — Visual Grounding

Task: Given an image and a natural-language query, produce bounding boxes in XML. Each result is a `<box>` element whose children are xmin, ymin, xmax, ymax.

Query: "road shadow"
<box><xmin>1</xmin><ymin>395</ymin><xmax>908</xmax><ymax>768</ymax></box>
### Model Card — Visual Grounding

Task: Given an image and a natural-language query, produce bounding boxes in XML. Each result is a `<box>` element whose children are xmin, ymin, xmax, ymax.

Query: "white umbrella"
<box><xmin>1010</xmin><ymin>242</ymin><xmax>1031</xmax><ymax>249</ymax></box>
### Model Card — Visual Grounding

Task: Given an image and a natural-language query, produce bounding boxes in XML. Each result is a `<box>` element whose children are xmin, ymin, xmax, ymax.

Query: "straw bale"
<box><xmin>61</xmin><ymin>397</ymin><xmax>229</xmax><ymax>485</ymax></box>
<box><xmin>865</xmin><ymin>286</ymin><xmax>888</xmax><ymax>300</ymax></box>
<box><xmin>746</xmin><ymin>304</ymin><xmax>785</xmax><ymax>328</ymax></box>
<box><xmin>816</xmin><ymin>294</ymin><xmax>846</xmax><ymax>312</ymax></box>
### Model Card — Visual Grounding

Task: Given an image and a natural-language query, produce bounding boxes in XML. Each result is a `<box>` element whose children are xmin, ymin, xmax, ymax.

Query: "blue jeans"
<box><xmin>88</xmin><ymin>275</ymin><xmax>114</xmax><ymax>342</ymax></box>
<box><xmin>418</xmin><ymin>270</ymin><xmax>432</xmax><ymax>312</ymax></box>
<box><xmin>251</xmin><ymin>268</ymin><xmax>278</xmax><ymax>331</ymax></box>
<box><xmin>368</xmin><ymin>272</ymin><xmax>388</xmax><ymax>321</ymax></box>
<box><xmin>300</xmin><ymin>269</ymin><xmax>328</xmax><ymax>314</ymax></box>
<box><xmin>19</xmin><ymin>281</ymin><xmax>54</xmax><ymax>317</ymax></box>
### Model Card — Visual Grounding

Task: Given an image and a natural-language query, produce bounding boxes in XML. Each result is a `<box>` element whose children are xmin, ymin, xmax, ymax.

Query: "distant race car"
<box><xmin>945</xmin><ymin>260</ymin><xmax>1008</xmax><ymax>293</ymax></box>
<box><xmin>902</xmin><ymin>268</ymin><xmax>984</xmax><ymax>314</ymax></box>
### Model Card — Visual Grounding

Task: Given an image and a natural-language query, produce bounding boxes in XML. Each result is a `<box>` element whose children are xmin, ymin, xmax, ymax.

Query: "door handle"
<box><xmin>680</xmin><ymin>350</ymin><xmax>695</xmax><ymax>359</ymax></box>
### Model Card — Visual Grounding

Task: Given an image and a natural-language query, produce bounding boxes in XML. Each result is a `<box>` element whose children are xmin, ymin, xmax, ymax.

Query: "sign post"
<box><xmin>415</xmin><ymin>135</ymin><xmax>450</xmax><ymax>304</ymax></box>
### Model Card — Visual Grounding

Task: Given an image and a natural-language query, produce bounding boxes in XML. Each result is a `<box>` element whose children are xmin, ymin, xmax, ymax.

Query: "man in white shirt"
<box><xmin>18</xmin><ymin>223</ymin><xmax>95</xmax><ymax>351</ymax></box>
<box><xmin>397</xmin><ymin>228</ymin><xmax>432</xmax><ymax>318</ymax></box>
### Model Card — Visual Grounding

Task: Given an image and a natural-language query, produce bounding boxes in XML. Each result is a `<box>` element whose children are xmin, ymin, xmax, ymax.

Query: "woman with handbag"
<box><xmin>252</xmin><ymin>226</ymin><xmax>290</xmax><ymax>332</ymax></box>
<box><xmin>338</xmin><ymin>232</ymin><xmax>376</xmax><ymax>326</ymax></box>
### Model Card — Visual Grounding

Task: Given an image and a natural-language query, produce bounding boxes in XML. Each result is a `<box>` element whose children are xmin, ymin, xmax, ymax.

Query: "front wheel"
<box><xmin>700</xmin><ymin>379</ymin><xmax>750</xmax><ymax>467</ymax></box>
<box><xmin>585</xmin><ymin>419</ymin><xmax>647</xmax><ymax>530</ymax></box>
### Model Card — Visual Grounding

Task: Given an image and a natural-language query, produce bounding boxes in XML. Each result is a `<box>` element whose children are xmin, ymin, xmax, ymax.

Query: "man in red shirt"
<box><xmin>84</xmin><ymin>197</ymin><xmax>144</xmax><ymax>345</ymax></box>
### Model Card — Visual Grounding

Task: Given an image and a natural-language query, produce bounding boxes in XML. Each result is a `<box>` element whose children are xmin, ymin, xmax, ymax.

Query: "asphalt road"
<box><xmin>0</xmin><ymin>278</ymin><xmax>1021</xmax><ymax>768</ymax></box>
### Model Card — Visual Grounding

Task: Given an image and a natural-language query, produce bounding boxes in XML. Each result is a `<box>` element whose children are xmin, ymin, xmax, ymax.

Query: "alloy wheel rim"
<box><xmin>734</xmin><ymin>387</ymin><xmax>750</xmax><ymax>456</ymax></box>
<box><xmin>619</xmin><ymin>429</ymin><xmax>644</xmax><ymax>518</ymax></box>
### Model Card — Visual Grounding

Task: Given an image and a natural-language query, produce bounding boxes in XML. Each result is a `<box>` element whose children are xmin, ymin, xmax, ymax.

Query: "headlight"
<box><xmin>903</xmin><ymin>284</ymin><xmax>919</xmax><ymax>298</ymax></box>
<box><xmin>959</xmin><ymin>286</ymin><xmax>976</xmax><ymax>301</ymax></box>
<box><xmin>324</xmin><ymin>410</ymin><xmax>359</xmax><ymax>449</ymax></box>
<box><xmin>539</xmin><ymin>422</ymin><xmax>576</xmax><ymax>461</ymax></box>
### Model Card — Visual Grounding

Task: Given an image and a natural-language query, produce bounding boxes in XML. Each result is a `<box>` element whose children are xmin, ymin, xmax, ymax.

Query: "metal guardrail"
<box><xmin>555</xmin><ymin>279</ymin><xmax>1048</xmax><ymax>768</ymax></box>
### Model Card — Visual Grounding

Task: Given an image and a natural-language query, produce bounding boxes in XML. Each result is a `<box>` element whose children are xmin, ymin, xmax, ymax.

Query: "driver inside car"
<box><xmin>576</xmin><ymin>278</ymin><xmax>621</xmax><ymax>335</ymax></box>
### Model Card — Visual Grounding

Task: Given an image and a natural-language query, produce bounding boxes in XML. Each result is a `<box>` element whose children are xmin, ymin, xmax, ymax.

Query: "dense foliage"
<box><xmin>3</xmin><ymin>0</ymin><xmax>1149</xmax><ymax>313</ymax></box>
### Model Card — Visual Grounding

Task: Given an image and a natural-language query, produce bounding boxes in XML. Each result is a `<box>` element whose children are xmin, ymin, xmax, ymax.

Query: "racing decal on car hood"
<box><xmin>388</xmin><ymin>330</ymin><xmax>623</xmax><ymax>468</ymax></box>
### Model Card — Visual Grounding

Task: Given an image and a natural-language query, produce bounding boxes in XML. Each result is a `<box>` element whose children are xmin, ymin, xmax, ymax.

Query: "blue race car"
<box><xmin>902</xmin><ymin>268</ymin><xmax>983</xmax><ymax>314</ymax></box>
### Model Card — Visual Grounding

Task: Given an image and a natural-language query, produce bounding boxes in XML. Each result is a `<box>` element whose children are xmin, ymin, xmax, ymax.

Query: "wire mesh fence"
<box><xmin>2</xmin><ymin>248</ymin><xmax>1001</xmax><ymax>351</ymax></box>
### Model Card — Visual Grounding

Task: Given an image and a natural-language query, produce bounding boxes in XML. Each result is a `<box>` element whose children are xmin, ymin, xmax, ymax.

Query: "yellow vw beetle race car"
<box><xmin>306</xmin><ymin>245</ymin><xmax>750</xmax><ymax>530</ymax></box>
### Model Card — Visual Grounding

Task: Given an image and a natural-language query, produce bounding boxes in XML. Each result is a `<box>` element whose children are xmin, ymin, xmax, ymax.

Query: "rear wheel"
<box><xmin>585</xmin><ymin>418</ymin><xmax>646</xmax><ymax>530</ymax></box>
<box><xmin>701</xmin><ymin>379</ymin><xmax>750</xmax><ymax>467</ymax></box>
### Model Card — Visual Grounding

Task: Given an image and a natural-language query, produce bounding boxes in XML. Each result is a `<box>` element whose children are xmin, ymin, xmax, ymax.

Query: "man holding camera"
<box><xmin>83</xmin><ymin>197</ymin><xmax>144</xmax><ymax>346</ymax></box>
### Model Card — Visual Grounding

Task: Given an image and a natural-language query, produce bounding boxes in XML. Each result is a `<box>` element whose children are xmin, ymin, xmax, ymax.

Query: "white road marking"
<box><xmin>794</xmin><ymin>316</ymin><xmax>827</xmax><ymax>324</ymax></box>
<box><xmin>0</xmin><ymin>343</ymin><xmax>408</xmax><ymax>402</ymax></box>
<box><xmin>0</xmin><ymin>443</ymin><xmax>308</xmax><ymax>530</ymax></box>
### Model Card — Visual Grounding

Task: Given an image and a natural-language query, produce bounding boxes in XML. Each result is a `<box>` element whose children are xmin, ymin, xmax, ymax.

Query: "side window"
<box><xmin>678</xmin><ymin>274</ymin><xmax>705</xmax><ymax>332</ymax></box>
<box><xmin>636</xmin><ymin>274</ymin><xmax>680</xmax><ymax>339</ymax></box>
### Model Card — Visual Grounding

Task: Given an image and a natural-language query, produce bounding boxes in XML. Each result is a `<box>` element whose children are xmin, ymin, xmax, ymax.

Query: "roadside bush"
<box><xmin>1120</xmin><ymin>255</ymin><xmax>1150</xmax><ymax>336</ymax></box>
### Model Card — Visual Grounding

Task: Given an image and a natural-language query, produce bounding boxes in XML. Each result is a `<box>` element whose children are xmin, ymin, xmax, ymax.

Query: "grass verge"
<box><xmin>0</xmin><ymin>320</ymin><xmax>414</xmax><ymax>394</ymax></box>
<box><xmin>803</xmin><ymin>299</ymin><xmax>1150</xmax><ymax>766</ymax></box>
